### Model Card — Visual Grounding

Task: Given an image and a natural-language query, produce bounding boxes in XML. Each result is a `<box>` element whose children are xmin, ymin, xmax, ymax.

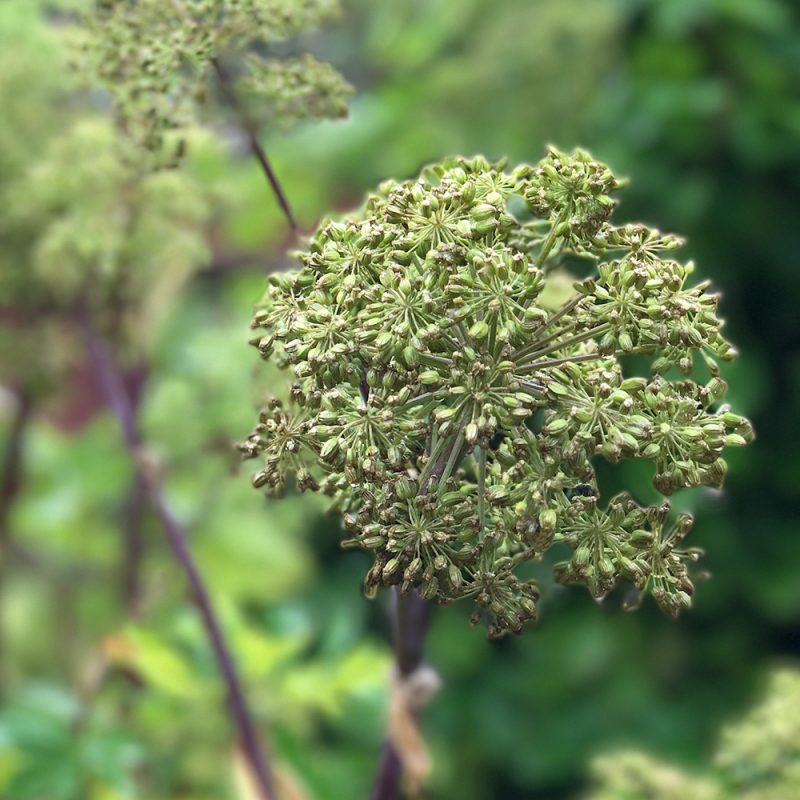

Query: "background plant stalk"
<box><xmin>79</xmin><ymin>313</ymin><xmax>276</xmax><ymax>800</ymax></box>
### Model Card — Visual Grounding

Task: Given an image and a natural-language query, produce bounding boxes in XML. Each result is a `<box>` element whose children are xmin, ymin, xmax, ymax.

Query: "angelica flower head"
<box><xmin>80</xmin><ymin>0</ymin><xmax>352</xmax><ymax>161</ymax></box>
<box><xmin>242</xmin><ymin>148</ymin><xmax>753</xmax><ymax>637</ymax></box>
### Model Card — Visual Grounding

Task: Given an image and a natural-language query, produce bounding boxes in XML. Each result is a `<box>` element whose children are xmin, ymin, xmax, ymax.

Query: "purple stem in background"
<box><xmin>79</xmin><ymin>314</ymin><xmax>275</xmax><ymax>800</ymax></box>
<box><xmin>211</xmin><ymin>57</ymin><xmax>298</xmax><ymax>234</ymax></box>
<box><xmin>0</xmin><ymin>390</ymin><xmax>31</xmax><ymax>549</ymax></box>
<box><xmin>0</xmin><ymin>389</ymin><xmax>33</xmax><ymax>699</ymax></box>
<box><xmin>120</xmin><ymin>470</ymin><xmax>148</xmax><ymax>615</ymax></box>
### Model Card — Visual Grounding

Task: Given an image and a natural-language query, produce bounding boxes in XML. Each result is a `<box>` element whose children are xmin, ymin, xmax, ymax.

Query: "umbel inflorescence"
<box><xmin>241</xmin><ymin>149</ymin><xmax>753</xmax><ymax>637</ymax></box>
<box><xmin>82</xmin><ymin>0</ymin><xmax>352</xmax><ymax>158</ymax></box>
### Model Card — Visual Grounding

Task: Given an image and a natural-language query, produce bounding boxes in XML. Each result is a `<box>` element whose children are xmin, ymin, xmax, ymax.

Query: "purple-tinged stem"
<box><xmin>0</xmin><ymin>388</ymin><xmax>33</xmax><ymax>699</ymax></box>
<box><xmin>79</xmin><ymin>314</ymin><xmax>275</xmax><ymax>800</ymax></box>
<box><xmin>211</xmin><ymin>57</ymin><xmax>298</xmax><ymax>234</ymax></box>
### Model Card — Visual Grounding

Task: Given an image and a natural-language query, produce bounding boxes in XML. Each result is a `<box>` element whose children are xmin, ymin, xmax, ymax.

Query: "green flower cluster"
<box><xmin>6</xmin><ymin>117</ymin><xmax>215</xmax><ymax>346</ymax></box>
<box><xmin>242</xmin><ymin>148</ymin><xmax>753</xmax><ymax>637</ymax></box>
<box><xmin>0</xmin><ymin>1</ymin><xmax>219</xmax><ymax>375</ymax></box>
<box><xmin>589</xmin><ymin>669</ymin><xmax>800</xmax><ymax>800</ymax></box>
<box><xmin>81</xmin><ymin>0</ymin><xmax>352</xmax><ymax>157</ymax></box>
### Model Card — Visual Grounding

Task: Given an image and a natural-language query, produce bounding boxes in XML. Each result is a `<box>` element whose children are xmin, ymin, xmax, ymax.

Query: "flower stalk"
<box><xmin>211</xmin><ymin>56</ymin><xmax>298</xmax><ymax>233</ymax></box>
<box><xmin>0</xmin><ymin>389</ymin><xmax>33</xmax><ymax>699</ymax></box>
<box><xmin>371</xmin><ymin>589</ymin><xmax>433</xmax><ymax>800</ymax></box>
<box><xmin>80</xmin><ymin>314</ymin><xmax>276</xmax><ymax>800</ymax></box>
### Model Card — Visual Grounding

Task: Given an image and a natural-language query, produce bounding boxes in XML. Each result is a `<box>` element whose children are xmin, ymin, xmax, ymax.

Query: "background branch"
<box><xmin>0</xmin><ymin>388</ymin><xmax>33</xmax><ymax>699</ymax></box>
<box><xmin>211</xmin><ymin>56</ymin><xmax>299</xmax><ymax>234</ymax></box>
<box><xmin>120</xmin><ymin>471</ymin><xmax>148</xmax><ymax>616</ymax></box>
<box><xmin>79</xmin><ymin>313</ymin><xmax>276</xmax><ymax>800</ymax></box>
<box><xmin>0</xmin><ymin>390</ymin><xmax>31</xmax><ymax>553</ymax></box>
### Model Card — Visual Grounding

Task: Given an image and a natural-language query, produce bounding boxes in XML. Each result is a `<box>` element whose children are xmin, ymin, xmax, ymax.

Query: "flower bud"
<box><xmin>725</xmin><ymin>433</ymin><xmax>747</xmax><ymax>447</ymax></box>
<box><xmin>382</xmin><ymin>558</ymin><xmax>401</xmax><ymax>580</ymax></box>
<box><xmin>545</xmin><ymin>418</ymin><xmax>569</xmax><ymax>434</ymax></box>
<box><xmin>396</xmin><ymin>477</ymin><xmax>416</xmax><ymax>499</ymax></box>
<box><xmin>539</xmin><ymin>509</ymin><xmax>557</xmax><ymax>531</ymax></box>
<box><xmin>468</xmin><ymin>320</ymin><xmax>490</xmax><ymax>340</ymax></box>
<box><xmin>448</xmin><ymin>564</ymin><xmax>463</xmax><ymax>591</ymax></box>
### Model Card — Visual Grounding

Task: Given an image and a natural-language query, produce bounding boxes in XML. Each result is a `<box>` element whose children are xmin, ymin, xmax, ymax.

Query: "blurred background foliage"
<box><xmin>587</xmin><ymin>668</ymin><xmax>800</xmax><ymax>799</ymax></box>
<box><xmin>0</xmin><ymin>0</ymin><xmax>797</xmax><ymax>798</ymax></box>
